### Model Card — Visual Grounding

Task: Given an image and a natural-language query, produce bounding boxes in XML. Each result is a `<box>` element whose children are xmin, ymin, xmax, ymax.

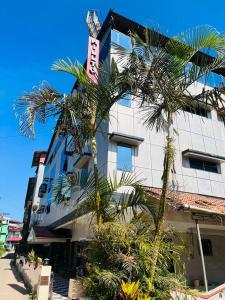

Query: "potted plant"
<box><xmin>27</xmin><ymin>249</ymin><xmax>35</xmax><ymax>267</ymax></box>
<box><xmin>34</xmin><ymin>256</ymin><xmax>42</xmax><ymax>269</ymax></box>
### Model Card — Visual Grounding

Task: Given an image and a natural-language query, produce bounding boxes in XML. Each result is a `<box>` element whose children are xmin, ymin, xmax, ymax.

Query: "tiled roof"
<box><xmin>144</xmin><ymin>187</ymin><xmax>225</xmax><ymax>215</ymax></box>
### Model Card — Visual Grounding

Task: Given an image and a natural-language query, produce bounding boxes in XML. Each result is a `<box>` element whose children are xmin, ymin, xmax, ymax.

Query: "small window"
<box><xmin>201</xmin><ymin>239</ymin><xmax>213</xmax><ymax>256</ymax></box>
<box><xmin>183</xmin><ymin>105</ymin><xmax>211</xmax><ymax>118</ymax></box>
<box><xmin>118</xmin><ymin>95</ymin><xmax>131</xmax><ymax>107</ymax></box>
<box><xmin>117</xmin><ymin>143</ymin><xmax>132</xmax><ymax>172</ymax></box>
<box><xmin>189</xmin><ymin>158</ymin><xmax>218</xmax><ymax>173</ymax></box>
<box><xmin>80</xmin><ymin>167</ymin><xmax>89</xmax><ymax>189</ymax></box>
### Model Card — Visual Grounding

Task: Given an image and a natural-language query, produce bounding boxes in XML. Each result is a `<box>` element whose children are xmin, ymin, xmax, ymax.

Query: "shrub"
<box><xmin>82</xmin><ymin>220</ymin><xmax>189</xmax><ymax>300</ymax></box>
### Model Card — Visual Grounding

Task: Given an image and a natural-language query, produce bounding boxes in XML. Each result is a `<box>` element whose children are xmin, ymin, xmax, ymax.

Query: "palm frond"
<box><xmin>51</xmin><ymin>58</ymin><xmax>84</xmax><ymax>77</ymax></box>
<box><xmin>14</xmin><ymin>82</ymin><xmax>63</xmax><ymax>138</ymax></box>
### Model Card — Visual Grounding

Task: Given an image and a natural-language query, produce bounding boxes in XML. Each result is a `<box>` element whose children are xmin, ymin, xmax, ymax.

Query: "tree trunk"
<box><xmin>91</xmin><ymin>136</ymin><xmax>103</xmax><ymax>225</ymax></box>
<box><xmin>150</xmin><ymin>112</ymin><xmax>175</xmax><ymax>279</ymax></box>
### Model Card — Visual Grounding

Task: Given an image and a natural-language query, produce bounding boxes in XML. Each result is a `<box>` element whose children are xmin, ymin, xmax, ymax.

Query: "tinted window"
<box><xmin>183</xmin><ymin>105</ymin><xmax>211</xmax><ymax>118</ymax></box>
<box><xmin>80</xmin><ymin>168</ymin><xmax>89</xmax><ymax>189</ymax></box>
<box><xmin>117</xmin><ymin>143</ymin><xmax>132</xmax><ymax>172</ymax></box>
<box><xmin>99</xmin><ymin>31</ymin><xmax>111</xmax><ymax>62</ymax></box>
<box><xmin>47</xmin><ymin>164</ymin><xmax>56</xmax><ymax>204</ymax></box>
<box><xmin>189</xmin><ymin>158</ymin><xmax>218</xmax><ymax>173</ymax></box>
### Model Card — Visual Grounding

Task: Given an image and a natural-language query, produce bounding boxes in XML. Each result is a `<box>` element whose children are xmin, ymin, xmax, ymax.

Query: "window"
<box><xmin>47</xmin><ymin>136</ymin><xmax>64</xmax><ymax>165</ymax></box>
<box><xmin>80</xmin><ymin>166</ymin><xmax>89</xmax><ymax>189</ymax></box>
<box><xmin>118</xmin><ymin>95</ymin><xmax>131</xmax><ymax>107</ymax></box>
<box><xmin>200</xmin><ymin>239</ymin><xmax>213</xmax><ymax>256</ymax></box>
<box><xmin>99</xmin><ymin>31</ymin><xmax>111</xmax><ymax>62</ymax></box>
<box><xmin>47</xmin><ymin>164</ymin><xmax>56</xmax><ymax>204</ymax></box>
<box><xmin>117</xmin><ymin>143</ymin><xmax>132</xmax><ymax>172</ymax></box>
<box><xmin>183</xmin><ymin>105</ymin><xmax>211</xmax><ymax>118</ymax></box>
<box><xmin>111</xmin><ymin>30</ymin><xmax>132</xmax><ymax>50</ymax></box>
<box><xmin>189</xmin><ymin>158</ymin><xmax>218</xmax><ymax>173</ymax></box>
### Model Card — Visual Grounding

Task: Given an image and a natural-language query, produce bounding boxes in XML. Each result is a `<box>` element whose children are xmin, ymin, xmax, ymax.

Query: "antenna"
<box><xmin>86</xmin><ymin>10</ymin><xmax>102</xmax><ymax>38</ymax></box>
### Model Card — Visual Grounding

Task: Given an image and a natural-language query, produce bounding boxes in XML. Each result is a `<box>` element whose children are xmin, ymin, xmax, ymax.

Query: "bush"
<box><xmin>82</xmin><ymin>220</ymin><xmax>189</xmax><ymax>300</ymax></box>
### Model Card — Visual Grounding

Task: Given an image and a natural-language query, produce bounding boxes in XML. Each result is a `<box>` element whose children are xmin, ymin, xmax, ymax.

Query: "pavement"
<box><xmin>0</xmin><ymin>252</ymin><xmax>29</xmax><ymax>300</ymax></box>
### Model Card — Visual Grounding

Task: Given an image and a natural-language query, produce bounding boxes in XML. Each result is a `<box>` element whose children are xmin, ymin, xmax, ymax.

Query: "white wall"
<box><xmin>107</xmin><ymin>49</ymin><xmax>225</xmax><ymax>198</ymax></box>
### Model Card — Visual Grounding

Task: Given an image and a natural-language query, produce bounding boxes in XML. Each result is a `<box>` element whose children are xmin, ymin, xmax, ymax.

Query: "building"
<box><xmin>6</xmin><ymin>219</ymin><xmax>22</xmax><ymax>250</ymax></box>
<box><xmin>24</xmin><ymin>10</ymin><xmax>225</xmax><ymax>288</ymax></box>
<box><xmin>0</xmin><ymin>217</ymin><xmax>9</xmax><ymax>246</ymax></box>
<box><xmin>0</xmin><ymin>217</ymin><xmax>22</xmax><ymax>249</ymax></box>
<box><xmin>21</xmin><ymin>151</ymin><xmax>47</xmax><ymax>243</ymax></box>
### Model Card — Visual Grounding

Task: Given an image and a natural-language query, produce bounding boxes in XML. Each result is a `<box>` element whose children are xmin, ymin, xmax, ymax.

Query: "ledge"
<box><xmin>73</xmin><ymin>152</ymin><xmax>92</xmax><ymax>169</ymax></box>
<box><xmin>109</xmin><ymin>132</ymin><xmax>144</xmax><ymax>146</ymax></box>
<box><xmin>182</xmin><ymin>149</ymin><xmax>225</xmax><ymax>162</ymax></box>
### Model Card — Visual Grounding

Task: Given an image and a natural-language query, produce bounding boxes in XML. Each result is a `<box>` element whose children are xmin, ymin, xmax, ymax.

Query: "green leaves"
<box><xmin>53</xmin><ymin>170</ymin><xmax>154</xmax><ymax>225</ymax></box>
<box><xmin>84</xmin><ymin>221</ymin><xmax>188</xmax><ymax>300</ymax></box>
<box><xmin>119</xmin><ymin>25</ymin><xmax>225</xmax><ymax>133</ymax></box>
<box><xmin>15</xmin><ymin>82</ymin><xmax>63</xmax><ymax>138</ymax></box>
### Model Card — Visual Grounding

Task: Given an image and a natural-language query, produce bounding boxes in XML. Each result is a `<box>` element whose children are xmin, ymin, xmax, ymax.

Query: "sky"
<box><xmin>1</xmin><ymin>0</ymin><xmax>225</xmax><ymax>220</ymax></box>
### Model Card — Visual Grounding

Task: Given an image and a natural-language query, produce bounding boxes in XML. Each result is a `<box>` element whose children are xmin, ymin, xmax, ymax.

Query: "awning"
<box><xmin>27</xmin><ymin>226</ymin><xmax>71</xmax><ymax>244</ymax></box>
<box><xmin>182</xmin><ymin>149</ymin><xmax>225</xmax><ymax>163</ymax></box>
<box><xmin>109</xmin><ymin>132</ymin><xmax>144</xmax><ymax>146</ymax></box>
<box><xmin>74</xmin><ymin>152</ymin><xmax>92</xmax><ymax>169</ymax></box>
<box><xmin>7</xmin><ymin>237</ymin><xmax>22</xmax><ymax>242</ymax></box>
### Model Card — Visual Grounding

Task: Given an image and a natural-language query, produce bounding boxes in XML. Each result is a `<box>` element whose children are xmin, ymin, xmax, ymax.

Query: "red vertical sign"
<box><xmin>86</xmin><ymin>36</ymin><xmax>100</xmax><ymax>83</ymax></box>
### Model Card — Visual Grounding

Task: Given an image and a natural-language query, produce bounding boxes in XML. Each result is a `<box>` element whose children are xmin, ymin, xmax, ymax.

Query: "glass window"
<box><xmin>189</xmin><ymin>158</ymin><xmax>218</xmax><ymax>173</ymax></box>
<box><xmin>183</xmin><ymin>105</ymin><xmax>211</xmax><ymax>118</ymax></box>
<box><xmin>47</xmin><ymin>164</ymin><xmax>56</xmax><ymax>204</ymax></box>
<box><xmin>118</xmin><ymin>95</ymin><xmax>131</xmax><ymax>107</ymax></box>
<box><xmin>99</xmin><ymin>31</ymin><xmax>111</xmax><ymax>62</ymax></box>
<box><xmin>111</xmin><ymin>30</ymin><xmax>132</xmax><ymax>50</ymax></box>
<box><xmin>59</xmin><ymin>149</ymin><xmax>66</xmax><ymax>174</ymax></box>
<box><xmin>80</xmin><ymin>167</ymin><xmax>89</xmax><ymax>189</ymax></box>
<box><xmin>117</xmin><ymin>143</ymin><xmax>132</xmax><ymax>172</ymax></box>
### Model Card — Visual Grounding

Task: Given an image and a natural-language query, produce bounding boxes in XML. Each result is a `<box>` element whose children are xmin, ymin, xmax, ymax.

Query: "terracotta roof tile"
<box><xmin>144</xmin><ymin>187</ymin><xmax>225</xmax><ymax>214</ymax></box>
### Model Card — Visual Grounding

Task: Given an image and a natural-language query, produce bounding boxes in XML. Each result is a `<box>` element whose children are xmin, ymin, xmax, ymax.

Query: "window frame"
<box><xmin>189</xmin><ymin>157</ymin><xmax>219</xmax><ymax>173</ymax></box>
<box><xmin>117</xmin><ymin>142</ymin><xmax>133</xmax><ymax>172</ymax></box>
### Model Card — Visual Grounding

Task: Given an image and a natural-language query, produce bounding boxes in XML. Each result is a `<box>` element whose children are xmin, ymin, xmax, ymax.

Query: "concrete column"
<box><xmin>196</xmin><ymin>220</ymin><xmax>208</xmax><ymax>292</ymax></box>
<box><xmin>37</xmin><ymin>265</ymin><xmax>52</xmax><ymax>300</ymax></box>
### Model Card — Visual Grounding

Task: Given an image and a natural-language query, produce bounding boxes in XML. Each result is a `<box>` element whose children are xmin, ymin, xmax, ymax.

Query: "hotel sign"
<box><xmin>87</xmin><ymin>36</ymin><xmax>99</xmax><ymax>83</ymax></box>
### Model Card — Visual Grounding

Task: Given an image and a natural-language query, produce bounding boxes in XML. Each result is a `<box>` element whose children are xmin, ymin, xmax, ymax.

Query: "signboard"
<box><xmin>86</xmin><ymin>36</ymin><xmax>99</xmax><ymax>83</ymax></box>
<box><xmin>39</xmin><ymin>276</ymin><xmax>49</xmax><ymax>286</ymax></box>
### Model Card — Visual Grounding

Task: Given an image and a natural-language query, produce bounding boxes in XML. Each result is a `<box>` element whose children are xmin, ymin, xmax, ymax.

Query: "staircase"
<box><xmin>51</xmin><ymin>274</ymin><xmax>69</xmax><ymax>300</ymax></box>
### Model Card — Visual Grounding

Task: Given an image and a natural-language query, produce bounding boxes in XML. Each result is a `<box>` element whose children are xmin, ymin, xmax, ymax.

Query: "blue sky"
<box><xmin>1</xmin><ymin>0</ymin><xmax>225</xmax><ymax>220</ymax></box>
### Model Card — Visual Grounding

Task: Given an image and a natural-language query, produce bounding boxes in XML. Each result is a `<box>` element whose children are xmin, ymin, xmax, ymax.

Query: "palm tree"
<box><xmin>116</xmin><ymin>26</ymin><xmax>225</xmax><ymax>278</ymax></box>
<box><xmin>15</xmin><ymin>59</ymin><xmax>129</xmax><ymax>225</ymax></box>
<box><xmin>53</xmin><ymin>171</ymin><xmax>158</xmax><ymax>225</ymax></box>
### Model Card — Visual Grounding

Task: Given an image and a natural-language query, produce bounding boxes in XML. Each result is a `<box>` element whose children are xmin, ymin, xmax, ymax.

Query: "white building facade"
<box><xmin>27</xmin><ymin>11</ymin><xmax>225</xmax><ymax>288</ymax></box>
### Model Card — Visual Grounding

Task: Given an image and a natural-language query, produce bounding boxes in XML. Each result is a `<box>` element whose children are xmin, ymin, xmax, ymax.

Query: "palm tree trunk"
<box><xmin>150</xmin><ymin>112</ymin><xmax>175</xmax><ymax>279</ymax></box>
<box><xmin>91</xmin><ymin>136</ymin><xmax>103</xmax><ymax>225</ymax></box>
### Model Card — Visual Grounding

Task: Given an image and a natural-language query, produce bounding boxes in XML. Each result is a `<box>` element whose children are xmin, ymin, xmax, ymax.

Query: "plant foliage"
<box><xmin>83</xmin><ymin>221</ymin><xmax>189</xmax><ymax>300</ymax></box>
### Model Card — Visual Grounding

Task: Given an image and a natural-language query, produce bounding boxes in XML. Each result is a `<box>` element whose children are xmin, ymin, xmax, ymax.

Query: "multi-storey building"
<box><xmin>22</xmin><ymin>151</ymin><xmax>47</xmax><ymax>242</ymax></box>
<box><xmin>0</xmin><ymin>217</ymin><xmax>9</xmax><ymax>246</ymax></box>
<box><xmin>0</xmin><ymin>217</ymin><xmax>22</xmax><ymax>249</ymax></box>
<box><xmin>6</xmin><ymin>219</ymin><xmax>22</xmax><ymax>250</ymax></box>
<box><xmin>25</xmin><ymin>11</ymin><xmax>225</xmax><ymax>287</ymax></box>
